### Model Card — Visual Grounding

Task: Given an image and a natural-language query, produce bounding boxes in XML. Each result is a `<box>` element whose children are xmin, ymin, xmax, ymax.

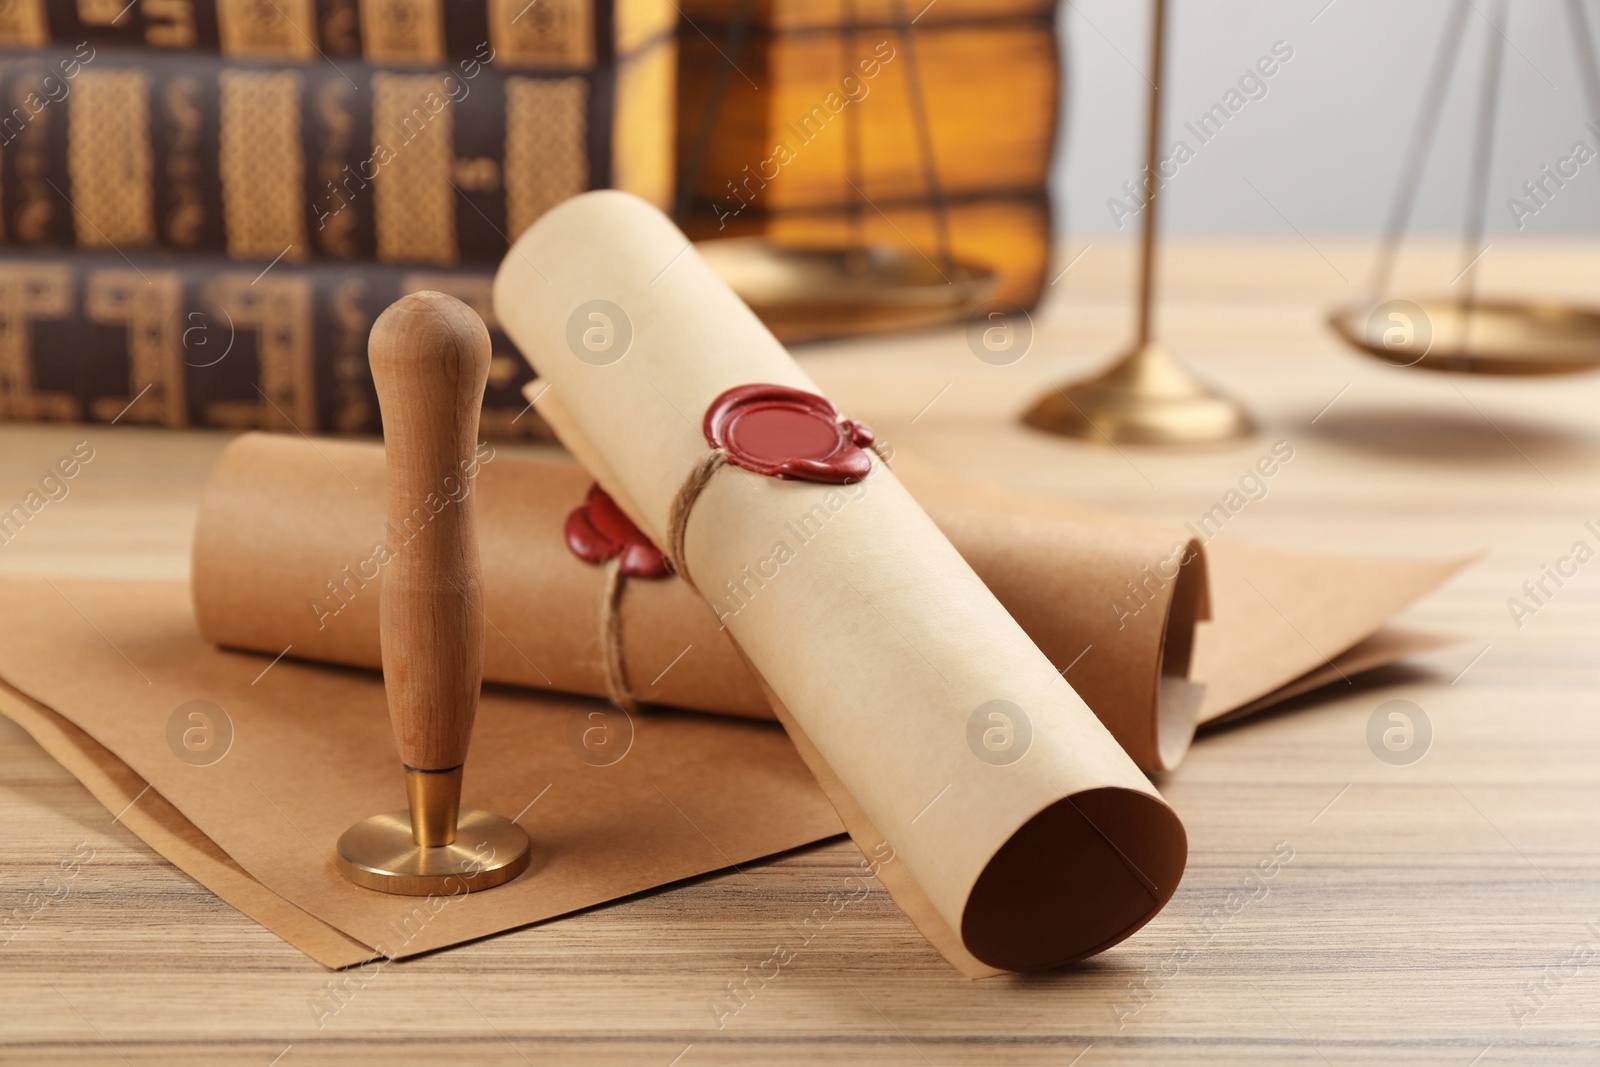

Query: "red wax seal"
<box><xmin>564</xmin><ymin>484</ymin><xmax>670</xmax><ymax>578</ymax></box>
<box><xmin>703</xmin><ymin>384</ymin><xmax>875</xmax><ymax>484</ymax></box>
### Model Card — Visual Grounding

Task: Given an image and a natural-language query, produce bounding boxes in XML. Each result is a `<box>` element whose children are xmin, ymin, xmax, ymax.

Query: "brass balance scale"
<box><xmin>1330</xmin><ymin>0</ymin><xmax>1600</xmax><ymax>374</ymax></box>
<box><xmin>1029</xmin><ymin>0</ymin><xmax>1600</xmax><ymax>447</ymax></box>
<box><xmin>678</xmin><ymin>0</ymin><xmax>1000</xmax><ymax>340</ymax></box>
<box><xmin>689</xmin><ymin>0</ymin><xmax>1600</xmax><ymax>441</ymax></box>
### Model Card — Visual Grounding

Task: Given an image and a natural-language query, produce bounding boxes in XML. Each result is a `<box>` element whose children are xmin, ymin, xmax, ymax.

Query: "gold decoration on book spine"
<box><xmin>491</xmin><ymin>0</ymin><xmax>594</xmax><ymax>69</ymax></box>
<box><xmin>142</xmin><ymin>0</ymin><xmax>200</xmax><ymax>47</ymax></box>
<box><xmin>320</xmin><ymin>0</ymin><xmax>362</xmax><ymax>56</ymax></box>
<box><xmin>360</xmin><ymin>0</ymin><xmax>445</xmax><ymax>66</ymax></box>
<box><xmin>219</xmin><ymin>69</ymin><xmax>309</xmax><ymax>262</ymax></box>
<box><xmin>372</xmin><ymin>74</ymin><xmax>458</xmax><ymax>265</ymax></box>
<box><xmin>10</xmin><ymin>73</ymin><xmax>58</xmax><ymax>244</ymax></box>
<box><xmin>0</xmin><ymin>0</ymin><xmax>47</xmax><ymax>45</ymax></box>
<box><xmin>69</xmin><ymin>71</ymin><xmax>157</xmax><ymax>248</ymax></box>
<box><xmin>0</xmin><ymin>264</ymin><xmax>76</xmax><ymax>420</ymax></box>
<box><xmin>330</xmin><ymin>277</ymin><xmax>374</xmax><ymax>433</ymax></box>
<box><xmin>217</xmin><ymin>0</ymin><xmax>317</xmax><ymax>59</ymax></box>
<box><xmin>162</xmin><ymin>76</ymin><xmax>208</xmax><ymax>248</ymax></box>
<box><xmin>313</xmin><ymin>80</ymin><xmax>361</xmax><ymax>260</ymax></box>
<box><xmin>76</xmin><ymin>0</ymin><xmax>130</xmax><ymax>25</ymax></box>
<box><xmin>86</xmin><ymin>270</ymin><xmax>187</xmax><ymax>426</ymax></box>
<box><xmin>200</xmin><ymin>273</ymin><xmax>316</xmax><ymax>430</ymax></box>
<box><xmin>504</xmin><ymin>77</ymin><xmax>589</xmax><ymax>240</ymax></box>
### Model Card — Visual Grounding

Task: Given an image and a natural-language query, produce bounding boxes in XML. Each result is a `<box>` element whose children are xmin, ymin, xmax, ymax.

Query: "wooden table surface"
<box><xmin>3</xmin><ymin>240</ymin><xmax>1599</xmax><ymax>1065</ymax></box>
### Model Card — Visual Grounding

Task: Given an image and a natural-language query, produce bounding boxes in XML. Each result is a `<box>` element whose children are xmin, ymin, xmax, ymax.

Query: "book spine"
<box><xmin>0</xmin><ymin>42</ymin><xmax>616</xmax><ymax>266</ymax></box>
<box><xmin>3</xmin><ymin>0</ymin><xmax>672</xmax><ymax>70</ymax></box>
<box><xmin>0</xmin><ymin>249</ymin><xmax>548</xmax><ymax>437</ymax></box>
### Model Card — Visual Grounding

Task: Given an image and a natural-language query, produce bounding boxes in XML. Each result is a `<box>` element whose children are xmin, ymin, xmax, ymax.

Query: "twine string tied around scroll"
<box><xmin>664</xmin><ymin>440</ymin><xmax>891</xmax><ymax>594</ymax></box>
<box><xmin>603</xmin><ymin>414</ymin><xmax>889</xmax><ymax>711</ymax></box>
<box><xmin>599</xmin><ymin>556</ymin><xmax>639</xmax><ymax>713</ymax></box>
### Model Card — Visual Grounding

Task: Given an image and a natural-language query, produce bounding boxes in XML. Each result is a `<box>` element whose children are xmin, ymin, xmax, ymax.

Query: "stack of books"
<box><xmin>0</xmin><ymin>0</ymin><xmax>674</xmax><ymax>436</ymax></box>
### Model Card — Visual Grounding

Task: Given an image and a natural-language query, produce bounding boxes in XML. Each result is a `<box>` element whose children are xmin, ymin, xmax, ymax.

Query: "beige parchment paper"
<box><xmin>491</xmin><ymin>190</ymin><xmax>1190</xmax><ymax>974</ymax></box>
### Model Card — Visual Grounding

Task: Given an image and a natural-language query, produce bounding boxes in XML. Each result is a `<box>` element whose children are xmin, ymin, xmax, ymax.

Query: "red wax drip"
<box><xmin>563</xmin><ymin>484</ymin><xmax>670</xmax><ymax>578</ymax></box>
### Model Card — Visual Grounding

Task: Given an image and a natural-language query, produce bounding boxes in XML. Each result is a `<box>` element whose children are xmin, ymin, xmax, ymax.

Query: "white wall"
<box><xmin>1055</xmin><ymin>0</ymin><xmax>1600</xmax><ymax>236</ymax></box>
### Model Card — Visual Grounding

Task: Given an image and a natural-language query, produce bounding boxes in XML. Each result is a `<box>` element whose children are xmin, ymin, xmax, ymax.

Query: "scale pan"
<box><xmin>1330</xmin><ymin>297</ymin><xmax>1600</xmax><ymax>376</ymax></box>
<box><xmin>697</xmin><ymin>236</ymin><xmax>1000</xmax><ymax>342</ymax></box>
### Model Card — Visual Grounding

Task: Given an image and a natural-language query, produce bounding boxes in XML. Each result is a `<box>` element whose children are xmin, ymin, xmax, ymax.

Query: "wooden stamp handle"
<box><xmin>369</xmin><ymin>291</ymin><xmax>491</xmax><ymax>774</ymax></box>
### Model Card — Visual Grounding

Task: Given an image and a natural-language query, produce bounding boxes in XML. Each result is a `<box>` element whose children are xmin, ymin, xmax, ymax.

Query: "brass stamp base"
<box><xmin>336</xmin><ymin>810</ymin><xmax>531</xmax><ymax>895</ymax></box>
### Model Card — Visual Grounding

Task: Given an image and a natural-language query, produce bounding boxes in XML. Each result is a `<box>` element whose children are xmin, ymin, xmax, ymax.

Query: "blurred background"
<box><xmin>1062</xmin><ymin>0</ymin><xmax>1600</xmax><ymax>236</ymax></box>
<box><xmin>0</xmin><ymin>0</ymin><xmax>1595</xmax><ymax>442</ymax></box>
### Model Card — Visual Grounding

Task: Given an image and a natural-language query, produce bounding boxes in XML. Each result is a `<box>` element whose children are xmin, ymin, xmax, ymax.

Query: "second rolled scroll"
<box><xmin>193</xmin><ymin>434</ymin><xmax>1206</xmax><ymax>773</ymax></box>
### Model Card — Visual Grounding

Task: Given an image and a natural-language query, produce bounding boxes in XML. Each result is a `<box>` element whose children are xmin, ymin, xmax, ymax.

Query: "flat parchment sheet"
<box><xmin>193</xmin><ymin>434</ymin><xmax>1205</xmax><ymax>772</ymax></box>
<box><xmin>0</xmin><ymin>677</ymin><xmax>375</xmax><ymax>968</ymax></box>
<box><xmin>494</xmin><ymin>191</ymin><xmax>1189</xmax><ymax>974</ymax></box>
<box><xmin>0</xmin><ymin>576</ymin><xmax>843</xmax><ymax>964</ymax></box>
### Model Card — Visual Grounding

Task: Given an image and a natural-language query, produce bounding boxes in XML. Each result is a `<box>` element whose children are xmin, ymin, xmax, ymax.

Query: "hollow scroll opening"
<box><xmin>960</xmin><ymin>787</ymin><xmax>1187</xmax><ymax>972</ymax></box>
<box><xmin>1153</xmin><ymin>536</ymin><xmax>1209</xmax><ymax>771</ymax></box>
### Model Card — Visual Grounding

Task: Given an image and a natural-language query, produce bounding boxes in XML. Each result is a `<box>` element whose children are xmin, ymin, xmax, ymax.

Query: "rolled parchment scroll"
<box><xmin>191</xmin><ymin>435</ymin><xmax>1206</xmax><ymax>772</ymax></box>
<box><xmin>490</xmin><ymin>191</ymin><xmax>1188</xmax><ymax>973</ymax></box>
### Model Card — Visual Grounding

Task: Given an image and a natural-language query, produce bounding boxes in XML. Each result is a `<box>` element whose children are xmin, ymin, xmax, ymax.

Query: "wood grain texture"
<box><xmin>368</xmin><ymin>292</ymin><xmax>491</xmax><ymax>772</ymax></box>
<box><xmin>1</xmin><ymin>240</ymin><xmax>1599</xmax><ymax>1063</ymax></box>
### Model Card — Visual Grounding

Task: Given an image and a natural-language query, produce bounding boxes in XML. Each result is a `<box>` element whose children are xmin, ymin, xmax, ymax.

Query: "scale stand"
<box><xmin>1023</xmin><ymin>0</ymin><xmax>1255</xmax><ymax>446</ymax></box>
